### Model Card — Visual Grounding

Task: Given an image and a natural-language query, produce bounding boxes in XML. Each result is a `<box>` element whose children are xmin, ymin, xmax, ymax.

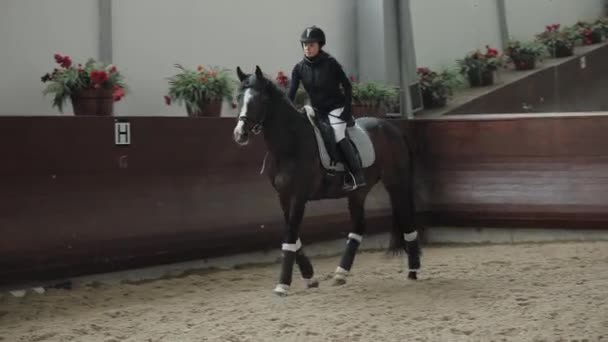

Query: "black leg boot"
<box><xmin>338</xmin><ymin>139</ymin><xmax>366</xmax><ymax>191</ymax></box>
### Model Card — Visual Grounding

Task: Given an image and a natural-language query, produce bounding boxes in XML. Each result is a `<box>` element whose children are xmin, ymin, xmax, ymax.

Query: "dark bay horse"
<box><xmin>232</xmin><ymin>66</ymin><xmax>420</xmax><ymax>296</ymax></box>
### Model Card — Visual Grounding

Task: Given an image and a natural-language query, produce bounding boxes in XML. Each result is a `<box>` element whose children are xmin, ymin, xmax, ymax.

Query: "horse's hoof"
<box><xmin>332</xmin><ymin>275</ymin><xmax>347</xmax><ymax>286</ymax></box>
<box><xmin>304</xmin><ymin>278</ymin><xmax>319</xmax><ymax>289</ymax></box>
<box><xmin>408</xmin><ymin>271</ymin><xmax>418</xmax><ymax>280</ymax></box>
<box><xmin>273</xmin><ymin>284</ymin><xmax>289</xmax><ymax>296</ymax></box>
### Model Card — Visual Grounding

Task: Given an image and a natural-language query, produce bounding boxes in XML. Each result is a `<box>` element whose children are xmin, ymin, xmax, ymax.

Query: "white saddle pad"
<box><xmin>304</xmin><ymin>106</ymin><xmax>376</xmax><ymax>172</ymax></box>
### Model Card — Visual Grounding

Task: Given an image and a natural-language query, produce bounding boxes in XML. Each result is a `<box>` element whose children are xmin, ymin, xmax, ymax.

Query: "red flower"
<box><xmin>113</xmin><ymin>85</ymin><xmax>125</xmax><ymax>102</ymax></box>
<box><xmin>485</xmin><ymin>46</ymin><xmax>499</xmax><ymax>58</ymax></box>
<box><xmin>349</xmin><ymin>75</ymin><xmax>357</xmax><ymax>82</ymax></box>
<box><xmin>275</xmin><ymin>71</ymin><xmax>289</xmax><ymax>87</ymax></box>
<box><xmin>417</xmin><ymin>67</ymin><xmax>430</xmax><ymax>74</ymax></box>
<box><xmin>164</xmin><ymin>95</ymin><xmax>171</xmax><ymax>106</ymax></box>
<box><xmin>197</xmin><ymin>65</ymin><xmax>204</xmax><ymax>72</ymax></box>
<box><xmin>61</xmin><ymin>57</ymin><xmax>72</xmax><ymax>68</ymax></box>
<box><xmin>54</xmin><ymin>53</ymin><xmax>72</xmax><ymax>68</ymax></box>
<box><xmin>108</xmin><ymin>65</ymin><xmax>117</xmax><ymax>73</ymax></box>
<box><xmin>90</xmin><ymin>70</ymin><xmax>109</xmax><ymax>87</ymax></box>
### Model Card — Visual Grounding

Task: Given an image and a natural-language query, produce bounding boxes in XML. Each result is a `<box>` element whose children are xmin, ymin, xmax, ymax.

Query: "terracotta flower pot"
<box><xmin>511</xmin><ymin>54</ymin><xmax>536</xmax><ymax>71</ymax></box>
<box><xmin>70</xmin><ymin>88</ymin><xmax>114</xmax><ymax>116</ymax></box>
<box><xmin>187</xmin><ymin>100</ymin><xmax>222</xmax><ymax>117</ymax></box>
<box><xmin>421</xmin><ymin>89</ymin><xmax>448</xmax><ymax>109</ymax></box>
<box><xmin>467</xmin><ymin>69</ymin><xmax>494</xmax><ymax>87</ymax></box>
<box><xmin>588</xmin><ymin>30</ymin><xmax>603</xmax><ymax>44</ymax></box>
<box><xmin>550</xmin><ymin>41</ymin><xmax>574</xmax><ymax>58</ymax></box>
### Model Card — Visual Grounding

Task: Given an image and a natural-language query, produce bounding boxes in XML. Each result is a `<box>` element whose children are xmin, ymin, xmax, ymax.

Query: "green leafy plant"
<box><xmin>505</xmin><ymin>40</ymin><xmax>548</xmax><ymax>70</ymax></box>
<box><xmin>594</xmin><ymin>17</ymin><xmax>608</xmax><ymax>37</ymax></box>
<box><xmin>506</xmin><ymin>40</ymin><xmax>548</xmax><ymax>59</ymax></box>
<box><xmin>457</xmin><ymin>46</ymin><xmax>502</xmax><ymax>75</ymax></box>
<box><xmin>535</xmin><ymin>23</ymin><xmax>577</xmax><ymax>57</ymax></box>
<box><xmin>572</xmin><ymin>20</ymin><xmax>604</xmax><ymax>45</ymax></box>
<box><xmin>351</xmin><ymin>80</ymin><xmax>399</xmax><ymax>110</ymax></box>
<box><xmin>164</xmin><ymin>64</ymin><xmax>236</xmax><ymax>114</ymax></box>
<box><xmin>41</xmin><ymin>54</ymin><xmax>127</xmax><ymax>112</ymax></box>
<box><xmin>417</xmin><ymin>66</ymin><xmax>464</xmax><ymax>108</ymax></box>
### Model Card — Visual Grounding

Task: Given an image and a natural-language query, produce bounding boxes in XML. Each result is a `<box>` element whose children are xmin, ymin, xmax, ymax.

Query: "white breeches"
<box><xmin>328</xmin><ymin>107</ymin><xmax>347</xmax><ymax>142</ymax></box>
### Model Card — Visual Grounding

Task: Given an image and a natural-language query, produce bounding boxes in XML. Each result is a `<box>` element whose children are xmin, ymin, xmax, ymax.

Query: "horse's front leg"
<box><xmin>278</xmin><ymin>193</ymin><xmax>318</xmax><ymax>291</ymax></box>
<box><xmin>274</xmin><ymin>194</ymin><xmax>310</xmax><ymax>296</ymax></box>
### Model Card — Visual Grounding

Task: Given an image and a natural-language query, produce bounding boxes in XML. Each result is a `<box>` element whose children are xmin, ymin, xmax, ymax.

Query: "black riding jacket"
<box><xmin>288</xmin><ymin>51</ymin><xmax>352</xmax><ymax>120</ymax></box>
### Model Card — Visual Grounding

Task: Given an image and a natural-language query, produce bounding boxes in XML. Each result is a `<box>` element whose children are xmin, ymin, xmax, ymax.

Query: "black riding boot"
<box><xmin>338</xmin><ymin>139</ymin><xmax>366</xmax><ymax>191</ymax></box>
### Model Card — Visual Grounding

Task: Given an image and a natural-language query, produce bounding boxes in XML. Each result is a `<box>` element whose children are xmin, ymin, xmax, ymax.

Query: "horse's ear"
<box><xmin>236</xmin><ymin>66</ymin><xmax>247</xmax><ymax>82</ymax></box>
<box><xmin>255</xmin><ymin>65</ymin><xmax>264</xmax><ymax>79</ymax></box>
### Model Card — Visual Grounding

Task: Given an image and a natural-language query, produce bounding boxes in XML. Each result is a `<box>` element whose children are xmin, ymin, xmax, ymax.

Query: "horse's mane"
<box><xmin>263</xmin><ymin>76</ymin><xmax>306</xmax><ymax>115</ymax></box>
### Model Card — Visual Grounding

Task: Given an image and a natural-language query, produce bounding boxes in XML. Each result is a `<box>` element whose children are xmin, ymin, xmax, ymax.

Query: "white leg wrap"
<box><xmin>10</xmin><ymin>290</ymin><xmax>26</xmax><ymax>298</ymax></box>
<box><xmin>347</xmin><ymin>233</ymin><xmax>363</xmax><ymax>243</ymax></box>
<box><xmin>404</xmin><ymin>231</ymin><xmax>418</xmax><ymax>242</ymax></box>
<box><xmin>334</xmin><ymin>266</ymin><xmax>349</xmax><ymax>280</ymax></box>
<box><xmin>303</xmin><ymin>278</ymin><xmax>317</xmax><ymax>287</ymax></box>
<box><xmin>409</xmin><ymin>269</ymin><xmax>420</xmax><ymax>273</ymax></box>
<box><xmin>31</xmin><ymin>287</ymin><xmax>46</xmax><ymax>294</ymax></box>
<box><xmin>273</xmin><ymin>283</ymin><xmax>290</xmax><ymax>295</ymax></box>
<box><xmin>282</xmin><ymin>238</ymin><xmax>302</xmax><ymax>252</ymax></box>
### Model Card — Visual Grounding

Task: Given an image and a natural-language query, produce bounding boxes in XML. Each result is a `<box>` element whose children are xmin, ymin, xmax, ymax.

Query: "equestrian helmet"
<box><xmin>300</xmin><ymin>26</ymin><xmax>326</xmax><ymax>47</ymax></box>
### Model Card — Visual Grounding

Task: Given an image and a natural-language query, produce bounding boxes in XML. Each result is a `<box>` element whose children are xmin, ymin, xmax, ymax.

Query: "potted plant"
<box><xmin>350</xmin><ymin>78</ymin><xmax>399</xmax><ymax>117</ymax></box>
<box><xmin>417</xmin><ymin>66</ymin><xmax>464</xmax><ymax>109</ymax></box>
<box><xmin>595</xmin><ymin>17</ymin><xmax>608</xmax><ymax>38</ymax></box>
<box><xmin>505</xmin><ymin>40</ymin><xmax>548</xmax><ymax>71</ymax></box>
<box><xmin>536</xmin><ymin>23</ymin><xmax>577</xmax><ymax>58</ymax></box>
<box><xmin>274</xmin><ymin>70</ymin><xmax>309</xmax><ymax>108</ymax></box>
<box><xmin>41</xmin><ymin>54</ymin><xmax>127</xmax><ymax>116</ymax></box>
<box><xmin>164</xmin><ymin>64</ymin><xmax>235</xmax><ymax>117</ymax></box>
<box><xmin>573</xmin><ymin>21</ymin><xmax>603</xmax><ymax>45</ymax></box>
<box><xmin>457</xmin><ymin>46</ymin><xmax>502</xmax><ymax>87</ymax></box>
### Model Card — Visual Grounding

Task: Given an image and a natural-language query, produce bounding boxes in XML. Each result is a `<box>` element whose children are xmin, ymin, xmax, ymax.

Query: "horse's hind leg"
<box><xmin>333</xmin><ymin>190</ymin><xmax>369</xmax><ymax>286</ymax></box>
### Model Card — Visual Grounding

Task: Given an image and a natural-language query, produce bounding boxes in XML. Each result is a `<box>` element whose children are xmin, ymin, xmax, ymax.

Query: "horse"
<box><xmin>232</xmin><ymin>66</ymin><xmax>420</xmax><ymax>296</ymax></box>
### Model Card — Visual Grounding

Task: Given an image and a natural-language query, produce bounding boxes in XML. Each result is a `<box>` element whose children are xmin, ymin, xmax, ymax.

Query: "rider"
<box><xmin>287</xmin><ymin>25</ymin><xmax>366</xmax><ymax>191</ymax></box>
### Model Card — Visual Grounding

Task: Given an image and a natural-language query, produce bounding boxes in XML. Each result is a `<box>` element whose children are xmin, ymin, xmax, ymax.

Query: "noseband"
<box><xmin>239</xmin><ymin>89</ymin><xmax>270</xmax><ymax>135</ymax></box>
<box><xmin>239</xmin><ymin>116</ymin><xmax>263</xmax><ymax>135</ymax></box>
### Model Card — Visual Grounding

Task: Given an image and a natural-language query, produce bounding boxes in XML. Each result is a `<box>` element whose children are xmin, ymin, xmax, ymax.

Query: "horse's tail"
<box><xmin>379</xmin><ymin>119</ymin><xmax>417</xmax><ymax>255</ymax></box>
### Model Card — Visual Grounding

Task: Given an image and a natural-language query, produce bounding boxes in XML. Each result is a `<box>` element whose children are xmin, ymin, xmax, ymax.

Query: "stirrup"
<box><xmin>343</xmin><ymin>171</ymin><xmax>362</xmax><ymax>191</ymax></box>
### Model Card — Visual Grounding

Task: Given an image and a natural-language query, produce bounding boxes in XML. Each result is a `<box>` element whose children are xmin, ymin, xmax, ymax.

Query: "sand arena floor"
<box><xmin>1</xmin><ymin>241</ymin><xmax>607</xmax><ymax>342</ymax></box>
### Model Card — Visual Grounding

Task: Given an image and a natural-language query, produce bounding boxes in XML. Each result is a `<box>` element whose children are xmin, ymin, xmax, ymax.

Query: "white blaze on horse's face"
<box><xmin>233</xmin><ymin>88</ymin><xmax>253</xmax><ymax>146</ymax></box>
<box><xmin>239</xmin><ymin>89</ymin><xmax>253</xmax><ymax>118</ymax></box>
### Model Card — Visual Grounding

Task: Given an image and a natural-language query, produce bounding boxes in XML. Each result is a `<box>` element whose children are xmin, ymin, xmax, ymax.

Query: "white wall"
<box><xmin>356</xmin><ymin>0</ymin><xmax>386</xmax><ymax>82</ymax></box>
<box><xmin>410</xmin><ymin>0</ymin><xmax>503</xmax><ymax>71</ymax></box>
<box><xmin>0</xmin><ymin>0</ymin><xmax>98</xmax><ymax>115</ymax></box>
<box><xmin>112</xmin><ymin>0</ymin><xmax>356</xmax><ymax>116</ymax></box>
<box><xmin>505</xmin><ymin>0</ymin><xmax>605</xmax><ymax>41</ymax></box>
<box><xmin>0</xmin><ymin>0</ymin><xmax>605</xmax><ymax>116</ymax></box>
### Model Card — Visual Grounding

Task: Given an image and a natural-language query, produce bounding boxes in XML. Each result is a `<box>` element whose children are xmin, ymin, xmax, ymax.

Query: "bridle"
<box><xmin>238</xmin><ymin>86</ymin><xmax>271</xmax><ymax>136</ymax></box>
<box><xmin>238</xmin><ymin>115</ymin><xmax>263</xmax><ymax>135</ymax></box>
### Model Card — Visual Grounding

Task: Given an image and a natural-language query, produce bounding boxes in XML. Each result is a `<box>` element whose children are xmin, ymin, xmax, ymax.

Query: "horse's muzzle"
<box><xmin>233</xmin><ymin>120</ymin><xmax>249</xmax><ymax>146</ymax></box>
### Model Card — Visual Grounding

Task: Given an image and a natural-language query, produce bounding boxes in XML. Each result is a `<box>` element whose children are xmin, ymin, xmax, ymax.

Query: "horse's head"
<box><xmin>233</xmin><ymin>65</ymin><xmax>272</xmax><ymax>146</ymax></box>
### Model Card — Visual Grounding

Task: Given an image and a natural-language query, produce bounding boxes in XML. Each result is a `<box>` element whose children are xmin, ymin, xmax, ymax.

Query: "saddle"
<box><xmin>303</xmin><ymin>106</ymin><xmax>375</xmax><ymax>173</ymax></box>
